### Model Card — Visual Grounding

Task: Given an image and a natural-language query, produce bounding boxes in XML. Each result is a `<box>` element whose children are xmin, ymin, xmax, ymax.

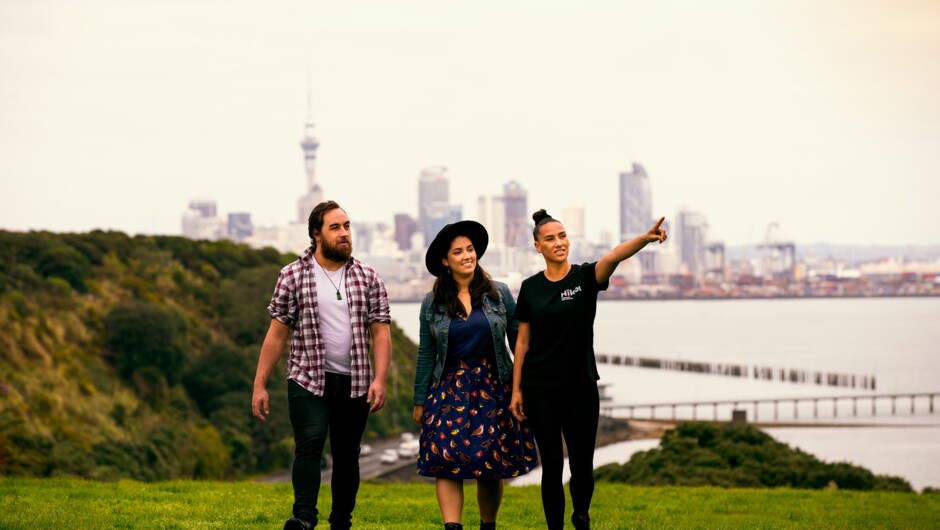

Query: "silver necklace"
<box><xmin>317</xmin><ymin>260</ymin><xmax>346</xmax><ymax>300</ymax></box>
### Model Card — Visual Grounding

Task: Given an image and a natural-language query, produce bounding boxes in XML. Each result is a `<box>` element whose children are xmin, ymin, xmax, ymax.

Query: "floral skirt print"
<box><xmin>417</xmin><ymin>353</ymin><xmax>538</xmax><ymax>479</ymax></box>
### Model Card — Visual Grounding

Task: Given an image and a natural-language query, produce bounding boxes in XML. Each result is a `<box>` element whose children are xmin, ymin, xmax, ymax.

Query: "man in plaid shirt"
<box><xmin>252</xmin><ymin>200</ymin><xmax>392</xmax><ymax>530</ymax></box>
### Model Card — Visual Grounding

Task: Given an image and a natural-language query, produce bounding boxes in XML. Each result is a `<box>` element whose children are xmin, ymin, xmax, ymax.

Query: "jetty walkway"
<box><xmin>600</xmin><ymin>391</ymin><xmax>940</xmax><ymax>422</ymax></box>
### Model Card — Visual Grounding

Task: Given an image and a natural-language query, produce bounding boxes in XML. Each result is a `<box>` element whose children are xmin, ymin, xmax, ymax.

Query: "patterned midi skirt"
<box><xmin>417</xmin><ymin>354</ymin><xmax>538</xmax><ymax>479</ymax></box>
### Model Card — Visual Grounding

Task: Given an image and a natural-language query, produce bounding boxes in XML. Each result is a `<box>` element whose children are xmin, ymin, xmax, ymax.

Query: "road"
<box><xmin>255</xmin><ymin>437</ymin><xmax>419</xmax><ymax>484</ymax></box>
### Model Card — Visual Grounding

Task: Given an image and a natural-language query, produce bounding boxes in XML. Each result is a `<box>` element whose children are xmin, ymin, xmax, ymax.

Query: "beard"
<box><xmin>320</xmin><ymin>237</ymin><xmax>352</xmax><ymax>262</ymax></box>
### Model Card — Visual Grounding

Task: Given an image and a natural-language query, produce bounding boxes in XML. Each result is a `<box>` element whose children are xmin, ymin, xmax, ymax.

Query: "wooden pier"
<box><xmin>599</xmin><ymin>391</ymin><xmax>939</xmax><ymax>422</ymax></box>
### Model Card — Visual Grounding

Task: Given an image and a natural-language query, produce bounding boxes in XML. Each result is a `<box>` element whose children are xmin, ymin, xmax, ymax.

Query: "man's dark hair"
<box><xmin>308</xmin><ymin>200</ymin><xmax>343</xmax><ymax>250</ymax></box>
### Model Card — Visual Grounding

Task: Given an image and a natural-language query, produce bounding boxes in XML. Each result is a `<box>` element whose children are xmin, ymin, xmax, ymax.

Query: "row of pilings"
<box><xmin>595</xmin><ymin>353</ymin><xmax>876</xmax><ymax>390</ymax></box>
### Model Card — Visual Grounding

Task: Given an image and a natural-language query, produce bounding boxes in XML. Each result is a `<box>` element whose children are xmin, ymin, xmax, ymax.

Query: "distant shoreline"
<box><xmin>388</xmin><ymin>293</ymin><xmax>940</xmax><ymax>304</ymax></box>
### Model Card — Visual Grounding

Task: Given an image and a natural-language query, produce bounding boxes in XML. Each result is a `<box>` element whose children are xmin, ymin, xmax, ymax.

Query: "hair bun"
<box><xmin>532</xmin><ymin>209</ymin><xmax>552</xmax><ymax>224</ymax></box>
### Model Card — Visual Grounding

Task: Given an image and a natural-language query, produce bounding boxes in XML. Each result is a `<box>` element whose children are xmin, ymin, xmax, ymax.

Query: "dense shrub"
<box><xmin>595</xmin><ymin>422</ymin><xmax>913</xmax><ymax>492</ymax></box>
<box><xmin>103</xmin><ymin>301</ymin><xmax>187</xmax><ymax>386</ymax></box>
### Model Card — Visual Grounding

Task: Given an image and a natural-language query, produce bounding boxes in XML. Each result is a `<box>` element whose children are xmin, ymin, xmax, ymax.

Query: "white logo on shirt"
<box><xmin>561</xmin><ymin>286</ymin><xmax>582</xmax><ymax>301</ymax></box>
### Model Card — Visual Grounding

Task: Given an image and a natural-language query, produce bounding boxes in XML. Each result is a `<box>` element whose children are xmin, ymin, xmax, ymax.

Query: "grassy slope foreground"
<box><xmin>2</xmin><ymin>479</ymin><xmax>939</xmax><ymax>529</ymax></box>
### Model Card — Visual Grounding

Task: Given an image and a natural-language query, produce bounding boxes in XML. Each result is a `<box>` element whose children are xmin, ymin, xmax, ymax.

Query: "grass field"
<box><xmin>2</xmin><ymin>478</ymin><xmax>939</xmax><ymax>529</ymax></box>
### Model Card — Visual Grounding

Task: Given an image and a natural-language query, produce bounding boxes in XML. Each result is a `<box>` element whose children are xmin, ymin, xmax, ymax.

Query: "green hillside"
<box><xmin>0</xmin><ymin>230</ymin><xmax>418</xmax><ymax>480</ymax></box>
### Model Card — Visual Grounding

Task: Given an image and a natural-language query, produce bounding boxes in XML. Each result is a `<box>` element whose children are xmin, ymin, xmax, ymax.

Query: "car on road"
<box><xmin>380</xmin><ymin>449</ymin><xmax>399</xmax><ymax>465</ymax></box>
<box><xmin>397</xmin><ymin>439</ymin><xmax>420</xmax><ymax>459</ymax></box>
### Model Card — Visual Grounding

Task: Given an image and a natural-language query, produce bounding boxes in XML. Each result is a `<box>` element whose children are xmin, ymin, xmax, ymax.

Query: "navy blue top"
<box><xmin>447</xmin><ymin>307</ymin><xmax>494</xmax><ymax>361</ymax></box>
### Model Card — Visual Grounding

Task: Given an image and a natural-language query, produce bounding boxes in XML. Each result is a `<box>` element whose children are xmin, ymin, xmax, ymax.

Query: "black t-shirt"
<box><xmin>515</xmin><ymin>262</ymin><xmax>609</xmax><ymax>387</ymax></box>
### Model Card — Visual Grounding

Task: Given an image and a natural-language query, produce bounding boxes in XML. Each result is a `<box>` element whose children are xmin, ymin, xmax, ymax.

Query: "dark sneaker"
<box><xmin>284</xmin><ymin>517</ymin><xmax>313</xmax><ymax>530</ymax></box>
<box><xmin>571</xmin><ymin>513</ymin><xmax>591</xmax><ymax>530</ymax></box>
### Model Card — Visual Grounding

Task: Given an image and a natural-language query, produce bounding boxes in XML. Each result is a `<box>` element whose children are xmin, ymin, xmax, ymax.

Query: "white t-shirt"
<box><xmin>314</xmin><ymin>261</ymin><xmax>353</xmax><ymax>375</ymax></box>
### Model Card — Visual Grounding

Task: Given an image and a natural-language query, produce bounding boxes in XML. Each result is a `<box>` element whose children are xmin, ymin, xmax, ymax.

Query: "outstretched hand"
<box><xmin>644</xmin><ymin>217</ymin><xmax>668</xmax><ymax>244</ymax></box>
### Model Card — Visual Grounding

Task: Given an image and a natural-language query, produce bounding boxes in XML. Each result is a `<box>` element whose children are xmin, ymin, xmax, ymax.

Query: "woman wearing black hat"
<box><xmin>509</xmin><ymin>209</ymin><xmax>667</xmax><ymax>530</ymax></box>
<box><xmin>413</xmin><ymin>220</ymin><xmax>538</xmax><ymax>530</ymax></box>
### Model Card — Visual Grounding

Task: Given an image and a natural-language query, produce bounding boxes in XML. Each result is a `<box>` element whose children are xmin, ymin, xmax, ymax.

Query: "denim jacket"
<box><xmin>413</xmin><ymin>281</ymin><xmax>518</xmax><ymax>406</ymax></box>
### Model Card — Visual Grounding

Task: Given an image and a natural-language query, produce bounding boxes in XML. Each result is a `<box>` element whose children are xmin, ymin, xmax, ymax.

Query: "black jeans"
<box><xmin>288</xmin><ymin>374</ymin><xmax>370</xmax><ymax>529</ymax></box>
<box><xmin>522</xmin><ymin>382</ymin><xmax>600</xmax><ymax>530</ymax></box>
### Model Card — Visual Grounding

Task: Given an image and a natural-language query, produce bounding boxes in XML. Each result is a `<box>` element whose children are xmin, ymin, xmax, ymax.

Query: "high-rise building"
<box><xmin>619</xmin><ymin>162</ymin><xmax>660</xmax><ymax>274</ymax></box>
<box><xmin>181</xmin><ymin>199</ymin><xmax>224</xmax><ymax>240</ymax></box>
<box><xmin>503</xmin><ymin>181</ymin><xmax>528</xmax><ymax>248</ymax></box>
<box><xmin>478</xmin><ymin>195</ymin><xmax>506</xmax><ymax>250</ymax></box>
<box><xmin>296</xmin><ymin>89</ymin><xmax>324</xmax><ymax>223</ymax></box>
<box><xmin>394</xmin><ymin>213</ymin><xmax>418</xmax><ymax>251</ymax></box>
<box><xmin>227</xmin><ymin>212</ymin><xmax>253</xmax><ymax>240</ymax></box>
<box><xmin>425</xmin><ymin>204</ymin><xmax>463</xmax><ymax>242</ymax></box>
<box><xmin>188</xmin><ymin>199</ymin><xmax>217</xmax><ymax>219</ymax></box>
<box><xmin>418</xmin><ymin>166</ymin><xmax>450</xmax><ymax>243</ymax></box>
<box><xmin>563</xmin><ymin>203</ymin><xmax>586</xmax><ymax>240</ymax></box>
<box><xmin>619</xmin><ymin>162</ymin><xmax>652</xmax><ymax>242</ymax></box>
<box><xmin>676</xmin><ymin>208</ymin><xmax>708</xmax><ymax>277</ymax></box>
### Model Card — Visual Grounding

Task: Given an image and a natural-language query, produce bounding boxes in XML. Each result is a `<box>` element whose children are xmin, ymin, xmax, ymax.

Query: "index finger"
<box><xmin>653</xmin><ymin>216</ymin><xmax>665</xmax><ymax>230</ymax></box>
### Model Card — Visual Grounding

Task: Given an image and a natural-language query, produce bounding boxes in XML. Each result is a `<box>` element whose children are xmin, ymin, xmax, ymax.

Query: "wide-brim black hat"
<box><xmin>424</xmin><ymin>220</ymin><xmax>489</xmax><ymax>277</ymax></box>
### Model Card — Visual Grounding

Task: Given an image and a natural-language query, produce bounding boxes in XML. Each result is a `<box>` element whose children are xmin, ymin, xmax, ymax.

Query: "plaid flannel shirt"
<box><xmin>268</xmin><ymin>248</ymin><xmax>391</xmax><ymax>397</ymax></box>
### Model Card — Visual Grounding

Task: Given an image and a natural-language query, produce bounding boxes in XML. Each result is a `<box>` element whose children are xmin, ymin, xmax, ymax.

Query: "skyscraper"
<box><xmin>503</xmin><ymin>181</ymin><xmax>528</xmax><ymax>248</ymax></box>
<box><xmin>296</xmin><ymin>88</ymin><xmax>323</xmax><ymax>223</ymax></box>
<box><xmin>227</xmin><ymin>212</ymin><xmax>253</xmax><ymax>240</ymax></box>
<box><xmin>394</xmin><ymin>213</ymin><xmax>418</xmax><ymax>251</ymax></box>
<box><xmin>619</xmin><ymin>162</ymin><xmax>652</xmax><ymax>242</ymax></box>
<box><xmin>188</xmin><ymin>199</ymin><xmax>217</xmax><ymax>219</ymax></box>
<box><xmin>478</xmin><ymin>195</ymin><xmax>506</xmax><ymax>250</ymax></box>
<box><xmin>563</xmin><ymin>203</ymin><xmax>586</xmax><ymax>240</ymax></box>
<box><xmin>619</xmin><ymin>163</ymin><xmax>659</xmax><ymax>274</ymax></box>
<box><xmin>676</xmin><ymin>208</ymin><xmax>708</xmax><ymax>277</ymax></box>
<box><xmin>181</xmin><ymin>199</ymin><xmax>224</xmax><ymax>240</ymax></box>
<box><xmin>418</xmin><ymin>166</ymin><xmax>452</xmax><ymax>243</ymax></box>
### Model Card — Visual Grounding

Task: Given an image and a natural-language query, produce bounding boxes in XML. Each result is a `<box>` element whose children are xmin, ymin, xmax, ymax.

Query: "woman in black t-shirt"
<box><xmin>510</xmin><ymin>209</ymin><xmax>666</xmax><ymax>530</ymax></box>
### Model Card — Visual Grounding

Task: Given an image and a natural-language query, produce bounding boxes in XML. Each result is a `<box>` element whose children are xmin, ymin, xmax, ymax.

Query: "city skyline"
<box><xmin>2</xmin><ymin>1</ymin><xmax>939</xmax><ymax>247</ymax></box>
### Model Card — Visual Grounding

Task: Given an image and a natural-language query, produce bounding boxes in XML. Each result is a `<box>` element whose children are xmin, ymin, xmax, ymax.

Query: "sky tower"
<box><xmin>297</xmin><ymin>84</ymin><xmax>324</xmax><ymax>224</ymax></box>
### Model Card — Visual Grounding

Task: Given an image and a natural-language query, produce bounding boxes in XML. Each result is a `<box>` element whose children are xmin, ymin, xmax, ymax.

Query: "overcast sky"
<box><xmin>2</xmin><ymin>0</ymin><xmax>938</xmax><ymax>247</ymax></box>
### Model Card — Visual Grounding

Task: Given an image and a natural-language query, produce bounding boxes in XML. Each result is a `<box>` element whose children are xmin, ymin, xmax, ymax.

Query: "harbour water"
<box><xmin>391</xmin><ymin>297</ymin><xmax>940</xmax><ymax>490</ymax></box>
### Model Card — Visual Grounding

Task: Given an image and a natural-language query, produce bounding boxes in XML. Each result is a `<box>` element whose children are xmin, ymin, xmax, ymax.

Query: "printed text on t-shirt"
<box><xmin>561</xmin><ymin>286</ymin><xmax>582</xmax><ymax>301</ymax></box>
